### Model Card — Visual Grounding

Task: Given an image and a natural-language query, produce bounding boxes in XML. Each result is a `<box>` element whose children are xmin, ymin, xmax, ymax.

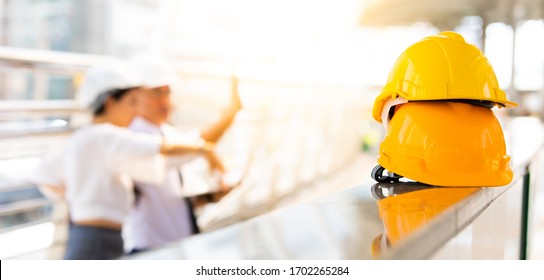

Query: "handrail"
<box><xmin>0</xmin><ymin>180</ymin><xmax>36</xmax><ymax>192</ymax></box>
<box><xmin>0</xmin><ymin>100</ymin><xmax>80</xmax><ymax>138</ymax></box>
<box><xmin>0</xmin><ymin>46</ymin><xmax>115</xmax><ymax>69</ymax></box>
<box><xmin>0</xmin><ymin>127</ymin><xmax>75</xmax><ymax>139</ymax></box>
<box><xmin>0</xmin><ymin>100</ymin><xmax>80</xmax><ymax>113</ymax></box>
<box><xmin>0</xmin><ymin>198</ymin><xmax>52</xmax><ymax>217</ymax></box>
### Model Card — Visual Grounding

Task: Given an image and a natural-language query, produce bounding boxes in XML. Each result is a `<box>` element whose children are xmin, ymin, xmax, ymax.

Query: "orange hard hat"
<box><xmin>374</xmin><ymin>101</ymin><xmax>512</xmax><ymax>187</ymax></box>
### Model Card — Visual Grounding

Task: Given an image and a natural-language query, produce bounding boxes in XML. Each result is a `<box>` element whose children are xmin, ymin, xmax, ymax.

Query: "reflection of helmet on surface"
<box><xmin>375</xmin><ymin>102</ymin><xmax>512</xmax><ymax>187</ymax></box>
<box><xmin>372</xmin><ymin>31</ymin><xmax>517</xmax><ymax>124</ymax></box>
<box><xmin>375</xmin><ymin>187</ymin><xmax>478</xmax><ymax>246</ymax></box>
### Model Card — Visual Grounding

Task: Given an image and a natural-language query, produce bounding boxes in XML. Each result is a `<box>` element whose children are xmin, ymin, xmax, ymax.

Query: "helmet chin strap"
<box><xmin>381</xmin><ymin>97</ymin><xmax>408</xmax><ymax>132</ymax></box>
<box><xmin>371</xmin><ymin>165</ymin><xmax>403</xmax><ymax>183</ymax></box>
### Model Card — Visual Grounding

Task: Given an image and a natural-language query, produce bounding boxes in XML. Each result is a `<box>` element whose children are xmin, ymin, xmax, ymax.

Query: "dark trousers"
<box><xmin>65</xmin><ymin>223</ymin><xmax>123</xmax><ymax>260</ymax></box>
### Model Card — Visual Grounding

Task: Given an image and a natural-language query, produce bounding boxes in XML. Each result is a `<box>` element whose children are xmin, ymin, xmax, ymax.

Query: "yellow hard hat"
<box><xmin>372</xmin><ymin>31</ymin><xmax>517</xmax><ymax>123</ymax></box>
<box><xmin>374</xmin><ymin>101</ymin><xmax>513</xmax><ymax>187</ymax></box>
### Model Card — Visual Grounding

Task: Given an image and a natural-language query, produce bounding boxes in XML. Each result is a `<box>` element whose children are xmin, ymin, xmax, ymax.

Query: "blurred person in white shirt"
<box><xmin>29</xmin><ymin>61</ymin><xmax>220</xmax><ymax>260</ymax></box>
<box><xmin>123</xmin><ymin>55</ymin><xmax>242</xmax><ymax>254</ymax></box>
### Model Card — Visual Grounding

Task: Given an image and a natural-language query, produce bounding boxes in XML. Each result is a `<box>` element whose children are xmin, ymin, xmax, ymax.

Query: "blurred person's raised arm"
<box><xmin>200</xmin><ymin>75</ymin><xmax>242</xmax><ymax>143</ymax></box>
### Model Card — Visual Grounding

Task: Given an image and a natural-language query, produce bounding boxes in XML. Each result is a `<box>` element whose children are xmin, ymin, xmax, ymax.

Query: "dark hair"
<box><xmin>91</xmin><ymin>87</ymin><xmax>139</xmax><ymax>116</ymax></box>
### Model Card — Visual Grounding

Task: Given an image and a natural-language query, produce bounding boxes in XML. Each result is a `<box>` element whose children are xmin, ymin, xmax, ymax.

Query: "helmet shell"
<box><xmin>378</xmin><ymin>101</ymin><xmax>513</xmax><ymax>187</ymax></box>
<box><xmin>372</xmin><ymin>31</ymin><xmax>517</xmax><ymax>123</ymax></box>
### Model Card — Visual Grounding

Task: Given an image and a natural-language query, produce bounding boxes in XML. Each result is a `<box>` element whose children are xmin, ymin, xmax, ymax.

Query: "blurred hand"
<box><xmin>191</xmin><ymin>186</ymin><xmax>232</xmax><ymax>207</ymax></box>
<box><xmin>40</xmin><ymin>184</ymin><xmax>66</xmax><ymax>201</ymax></box>
<box><xmin>229</xmin><ymin>75</ymin><xmax>242</xmax><ymax>113</ymax></box>
<box><xmin>197</xmin><ymin>75</ymin><xmax>242</xmax><ymax>143</ymax></box>
<box><xmin>205</xmin><ymin>150</ymin><xmax>225</xmax><ymax>174</ymax></box>
<box><xmin>206</xmin><ymin>150</ymin><xmax>233</xmax><ymax>196</ymax></box>
<box><xmin>211</xmin><ymin>187</ymin><xmax>231</xmax><ymax>202</ymax></box>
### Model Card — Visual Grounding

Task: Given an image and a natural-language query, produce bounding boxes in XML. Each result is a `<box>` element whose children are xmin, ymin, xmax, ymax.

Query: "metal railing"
<box><xmin>0</xmin><ymin>46</ymin><xmax>113</xmax><ymax>72</ymax></box>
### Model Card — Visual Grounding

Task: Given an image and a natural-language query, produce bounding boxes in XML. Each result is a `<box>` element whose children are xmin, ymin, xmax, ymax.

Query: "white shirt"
<box><xmin>122</xmin><ymin>116</ymin><xmax>200</xmax><ymax>252</ymax></box>
<box><xmin>31</xmin><ymin>123</ymin><xmax>164</xmax><ymax>225</ymax></box>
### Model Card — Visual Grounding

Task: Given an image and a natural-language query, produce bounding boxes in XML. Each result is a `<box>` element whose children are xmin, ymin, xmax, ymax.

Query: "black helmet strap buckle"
<box><xmin>371</xmin><ymin>165</ymin><xmax>403</xmax><ymax>183</ymax></box>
